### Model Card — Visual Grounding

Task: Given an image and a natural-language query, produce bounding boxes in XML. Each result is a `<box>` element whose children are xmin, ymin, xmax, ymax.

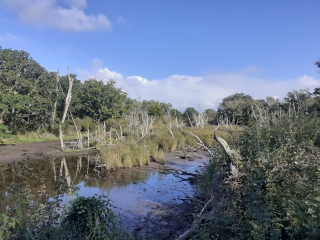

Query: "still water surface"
<box><xmin>0</xmin><ymin>152</ymin><xmax>209</xmax><ymax>238</ymax></box>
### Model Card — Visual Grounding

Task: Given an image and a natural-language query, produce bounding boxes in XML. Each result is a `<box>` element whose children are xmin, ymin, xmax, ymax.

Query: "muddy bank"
<box><xmin>0</xmin><ymin>140</ymin><xmax>98</xmax><ymax>162</ymax></box>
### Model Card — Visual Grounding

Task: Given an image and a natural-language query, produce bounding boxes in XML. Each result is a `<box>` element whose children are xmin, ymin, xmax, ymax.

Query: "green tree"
<box><xmin>78</xmin><ymin>79</ymin><xmax>128</xmax><ymax>121</ymax></box>
<box><xmin>170</xmin><ymin>108</ymin><xmax>183</xmax><ymax>120</ymax></box>
<box><xmin>204</xmin><ymin>109</ymin><xmax>217</xmax><ymax>125</ymax></box>
<box><xmin>141</xmin><ymin>100</ymin><xmax>172</xmax><ymax>118</ymax></box>
<box><xmin>217</xmin><ymin>93</ymin><xmax>253</xmax><ymax>125</ymax></box>
<box><xmin>315</xmin><ymin>58</ymin><xmax>320</xmax><ymax>69</ymax></box>
<box><xmin>0</xmin><ymin>47</ymin><xmax>57</xmax><ymax>132</ymax></box>
<box><xmin>283</xmin><ymin>89</ymin><xmax>312</xmax><ymax>113</ymax></box>
<box><xmin>182</xmin><ymin>107</ymin><xmax>198</xmax><ymax>127</ymax></box>
<box><xmin>0</xmin><ymin>47</ymin><xmax>46</xmax><ymax>95</ymax></box>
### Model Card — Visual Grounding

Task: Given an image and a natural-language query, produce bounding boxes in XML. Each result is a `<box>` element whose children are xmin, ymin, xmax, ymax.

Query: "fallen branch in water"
<box><xmin>163</xmin><ymin>165</ymin><xmax>198</xmax><ymax>177</ymax></box>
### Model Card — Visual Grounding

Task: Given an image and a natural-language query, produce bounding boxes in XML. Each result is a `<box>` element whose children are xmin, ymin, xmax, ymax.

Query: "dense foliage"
<box><xmin>193</xmin><ymin>99</ymin><xmax>320</xmax><ymax>239</ymax></box>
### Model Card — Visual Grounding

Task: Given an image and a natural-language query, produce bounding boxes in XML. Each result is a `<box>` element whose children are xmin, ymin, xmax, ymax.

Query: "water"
<box><xmin>0</xmin><ymin>151</ymin><xmax>209</xmax><ymax>239</ymax></box>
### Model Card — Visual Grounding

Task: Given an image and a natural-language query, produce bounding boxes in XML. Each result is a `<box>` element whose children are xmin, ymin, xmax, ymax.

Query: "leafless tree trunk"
<box><xmin>193</xmin><ymin>105</ymin><xmax>207</xmax><ymax>128</ymax></box>
<box><xmin>214</xmin><ymin>127</ymin><xmax>240</xmax><ymax>178</ymax></box>
<box><xmin>61</xmin><ymin>66</ymin><xmax>74</xmax><ymax>123</ymax></box>
<box><xmin>69</xmin><ymin>111</ymin><xmax>82</xmax><ymax>149</ymax></box>
<box><xmin>59</xmin><ymin>124</ymin><xmax>64</xmax><ymax>151</ymax></box>
<box><xmin>174</xmin><ymin>109</ymin><xmax>179</xmax><ymax>129</ymax></box>
<box><xmin>58</xmin><ymin>66</ymin><xmax>75</xmax><ymax>151</ymax></box>
<box><xmin>124</xmin><ymin>101</ymin><xmax>155</xmax><ymax>139</ymax></box>
<box><xmin>187</xmin><ymin>115</ymin><xmax>194</xmax><ymax>128</ymax></box>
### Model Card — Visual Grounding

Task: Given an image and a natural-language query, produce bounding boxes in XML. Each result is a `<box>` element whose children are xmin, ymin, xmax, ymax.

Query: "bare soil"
<box><xmin>0</xmin><ymin>140</ymin><xmax>98</xmax><ymax>163</ymax></box>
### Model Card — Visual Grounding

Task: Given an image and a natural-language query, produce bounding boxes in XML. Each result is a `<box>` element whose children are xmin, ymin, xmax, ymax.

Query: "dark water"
<box><xmin>0</xmin><ymin>153</ymin><xmax>209</xmax><ymax>238</ymax></box>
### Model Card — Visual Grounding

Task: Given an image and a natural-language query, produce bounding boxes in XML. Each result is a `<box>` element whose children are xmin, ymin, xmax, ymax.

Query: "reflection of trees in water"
<box><xmin>87</xmin><ymin>170</ymin><xmax>150</xmax><ymax>191</ymax></box>
<box><xmin>0</xmin><ymin>155</ymin><xmax>151</xmax><ymax>212</ymax></box>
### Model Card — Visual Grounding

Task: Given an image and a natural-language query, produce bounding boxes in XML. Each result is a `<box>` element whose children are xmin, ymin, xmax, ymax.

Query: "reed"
<box><xmin>99</xmin><ymin>126</ymin><xmax>233</xmax><ymax>169</ymax></box>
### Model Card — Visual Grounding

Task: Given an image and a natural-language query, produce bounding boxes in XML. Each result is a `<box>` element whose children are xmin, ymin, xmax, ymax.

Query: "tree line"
<box><xmin>1</xmin><ymin>46</ymin><xmax>320</xmax><ymax>136</ymax></box>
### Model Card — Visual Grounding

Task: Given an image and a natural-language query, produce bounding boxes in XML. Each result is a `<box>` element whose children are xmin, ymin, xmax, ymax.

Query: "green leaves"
<box><xmin>77</xmin><ymin>79</ymin><xmax>128</xmax><ymax>121</ymax></box>
<box><xmin>61</xmin><ymin>195</ymin><xmax>120</xmax><ymax>239</ymax></box>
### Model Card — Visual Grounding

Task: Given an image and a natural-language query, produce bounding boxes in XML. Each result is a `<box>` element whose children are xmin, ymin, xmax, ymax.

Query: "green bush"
<box><xmin>61</xmin><ymin>195</ymin><xmax>121</xmax><ymax>240</ymax></box>
<box><xmin>194</xmin><ymin>112</ymin><xmax>320</xmax><ymax>239</ymax></box>
<box><xmin>239</xmin><ymin>112</ymin><xmax>320</xmax><ymax>239</ymax></box>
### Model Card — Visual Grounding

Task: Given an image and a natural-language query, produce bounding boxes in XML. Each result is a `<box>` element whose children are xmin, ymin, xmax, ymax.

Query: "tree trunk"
<box><xmin>214</xmin><ymin>127</ymin><xmax>240</xmax><ymax>178</ymax></box>
<box><xmin>61</xmin><ymin>66</ymin><xmax>74</xmax><ymax>123</ymax></box>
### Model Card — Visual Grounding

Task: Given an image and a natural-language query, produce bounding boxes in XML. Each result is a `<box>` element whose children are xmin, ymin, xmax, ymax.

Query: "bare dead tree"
<box><xmin>193</xmin><ymin>105</ymin><xmax>207</xmax><ymax>128</ymax></box>
<box><xmin>189</xmin><ymin>132</ymin><xmax>213</xmax><ymax>159</ymax></box>
<box><xmin>164</xmin><ymin>108</ymin><xmax>175</xmax><ymax>138</ymax></box>
<box><xmin>251</xmin><ymin>102</ymin><xmax>269</xmax><ymax>128</ymax></box>
<box><xmin>217</xmin><ymin>114</ymin><xmax>237</xmax><ymax>127</ymax></box>
<box><xmin>58</xmin><ymin>66</ymin><xmax>75</xmax><ymax>151</ymax></box>
<box><xmin>187</xmin><ymin>115</ymin><xmax>194</xmax><ymax>128</ymax></box>
<box><xmin>61</xmin><ymin>66</ymin><xmax>74</xmax><ymax>123</ymax></box>
<box><xmin>124</xmin><ymin>101</ymin><xmax>155</xmax><ymax>139</ymax></box>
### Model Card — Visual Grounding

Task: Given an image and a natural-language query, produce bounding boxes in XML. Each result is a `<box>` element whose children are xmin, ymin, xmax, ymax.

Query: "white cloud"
<box><xmin>1</xmin><ymin>0</ymin><xmax>112</xmax><ymax>32</ymax></box>
<box><xmin>78</xmin><ymin>59</ymin><xmax>320</xmax><ymax>111</ymax></box>
<box><xmin>297</xmin><ymin>75</ymin><xmax>320</xmax><ymax>87</ymax></box>
<box><xmin>78</xmin><ymin>59</ymin><xmax>123</xmax><ymax>80</ymax></box>
<box><xmin>0</xmin><ymin>33</ymin><xmax>24</xmax><ymax>43</ymax></box>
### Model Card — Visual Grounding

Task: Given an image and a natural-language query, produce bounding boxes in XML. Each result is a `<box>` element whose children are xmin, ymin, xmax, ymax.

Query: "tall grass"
<box><xmin>99</xmin><ymin>126</ymin><xmax>234</xmax><ymax>169</ymax></box>
<box><xmin>99</xmin><ymin>142</ymin><xmax>150</xmax><ymax>169</ymax></box>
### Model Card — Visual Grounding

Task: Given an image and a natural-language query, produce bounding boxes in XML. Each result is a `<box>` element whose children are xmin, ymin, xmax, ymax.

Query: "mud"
<box><xmin>0</xmin><ymin>140</ymin><xmax>98</xmax><ymax>162</ymax></box>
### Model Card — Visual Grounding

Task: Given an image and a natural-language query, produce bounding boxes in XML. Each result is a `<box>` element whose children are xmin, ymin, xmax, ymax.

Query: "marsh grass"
<box><xmin>99</xmin><ymin>126</ymin><xmax>233</xmax><ymax>169</ymax></box>
<box><xmin>99</xmin><ymin>142</ymin><xmax>150</xmax><ymax>169</ymax></box>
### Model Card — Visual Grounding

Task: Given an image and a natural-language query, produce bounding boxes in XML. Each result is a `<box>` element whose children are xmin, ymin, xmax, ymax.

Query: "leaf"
<box><xmin>307</xmin><ymin>208</ymin><xmax>315</xmax><ymax>214</ymax></box>
<box><xmin>248</xmin><ymin>221</ymin><xmax>259</xmax><ymax>229</ymax></box>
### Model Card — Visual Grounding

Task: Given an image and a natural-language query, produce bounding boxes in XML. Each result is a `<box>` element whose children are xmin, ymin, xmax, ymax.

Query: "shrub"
<box><xmin>61</xmin><ymin>195</ymin><xmax>121</xmax><ymax>240</ymax></box>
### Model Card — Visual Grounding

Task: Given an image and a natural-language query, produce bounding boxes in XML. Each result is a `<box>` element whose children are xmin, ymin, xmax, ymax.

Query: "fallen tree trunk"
<box><xmin>213</xmin><ymin>126</ymin><xmax>240</xmax><ymax>178</ymax></box>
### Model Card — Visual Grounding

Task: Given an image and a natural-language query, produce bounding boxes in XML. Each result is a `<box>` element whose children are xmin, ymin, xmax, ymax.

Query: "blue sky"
<box><xmin>0</xmin><ymin>0</ymin><xmax>319</xmax><ymax>110</ymax></box>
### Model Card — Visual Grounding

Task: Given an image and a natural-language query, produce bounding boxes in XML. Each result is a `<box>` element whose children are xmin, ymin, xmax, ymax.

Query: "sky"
<box><xmin>0</xmin><ymin>0</ymin><xmax>319</xmax><ymax>111</ymax></box>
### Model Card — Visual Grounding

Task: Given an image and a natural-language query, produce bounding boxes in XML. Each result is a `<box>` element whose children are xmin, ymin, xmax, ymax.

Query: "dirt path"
<box><xmin>0</xmin><ymin>140</ymin><xmax>98</xmax><ymax>163</ymax></box>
